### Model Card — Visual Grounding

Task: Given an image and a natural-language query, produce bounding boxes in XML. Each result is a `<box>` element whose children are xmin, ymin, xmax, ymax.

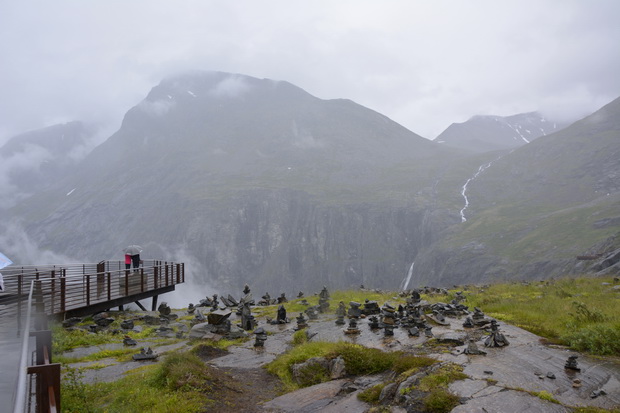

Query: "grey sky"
<box><xmin>1</xmin><ymin>0</ymin><xmax>619</xmax><ymax>146</ymax></box>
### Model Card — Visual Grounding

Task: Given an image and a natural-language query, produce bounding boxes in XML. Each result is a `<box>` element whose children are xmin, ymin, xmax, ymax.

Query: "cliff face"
<box><xmin>8</xmin><ymin>71</ymin><xmax>456</xmax><ymax>295</ymax></box>
<box><xmin>180</xmin><ymin>189</ymin><xmax>441</xmax><ymax>293</ymax></box>
<box><xmin>410</xmin><ymin>97</ymin><xmax>620</xmax><ymax>287</ymax></box>
<box><xmin>5</xmin><ymin>72</ymin><xmax>619</xmax><ymax>294</ymax></box>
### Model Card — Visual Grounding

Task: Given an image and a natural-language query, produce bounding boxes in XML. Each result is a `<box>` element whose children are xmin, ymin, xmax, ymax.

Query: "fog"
<box><xmin>1</xmin><ymin>0</ymin><xmax>620</xmax><ymax>146</ymax></box>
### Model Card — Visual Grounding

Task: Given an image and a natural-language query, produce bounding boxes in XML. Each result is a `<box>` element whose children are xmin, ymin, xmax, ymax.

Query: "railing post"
<box><xmin>154</xmin><ymin>266</ymin><xmax>159</xmax><ymax>290</ymax></box>
<box><xmin>17</xmin><ymin>273</ymin><xmax>23</xmax><ymax>332</ymax></box>
<box><xmin>140</xmin><ymin>268</ymin><xmax>144</xmax><ymax>293</ymax></box>
<box><xmin>60</xmin><ymin>277</ymin><xmax>66</xmax><ymax>313</ymax></box>
<box><xmin>107</xmin><ymin>272</ymin><xmax>111</xmax><ymax>301</ymax></box>
<box><xmin>34</xmin><ymin>280</ymin><xmax>45</xmax><ymax>330</ymax></box>
<box><xmin>165</xmin><ymin>264</ymin><xmax>169</xmax><ymax>287</ymax></box>
<box><xmin>51</xmin><ymin>270</ymin><xmax>56</xmax><ymax>314</ymax></box>
<box><xmin>125</xmin><ymin>271</ymin><xmax>129</xmax><ymax>297</ymax></box>
<box><xmin>86</xmin><ymin>275</ymin><xmax>91</xmax><ymax>306</ymax></box>
<box><xmin>176</xmin><ymin>263</ymin><xmax>181</xmax><ymax>284</ymax></box>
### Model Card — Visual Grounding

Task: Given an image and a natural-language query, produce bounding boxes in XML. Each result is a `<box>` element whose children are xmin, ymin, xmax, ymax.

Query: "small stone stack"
<box><xmin>381</xmin><ymin>303</ymin><xmax>397</xmax><ymax>336</ymax></box>
<box><xmin>253</xmin><ymin>327</ymin><xmax>267</xmax><ymax>347</ymax></box>
<box><xmin>344</xmin><ymin>318</ymin><xmax>361</xmax><ymax>335</ymax></box>
<box><xmin>347</xmin><ymin>302</ymin><xmax>362</xmax><ymax>318</ymax></box>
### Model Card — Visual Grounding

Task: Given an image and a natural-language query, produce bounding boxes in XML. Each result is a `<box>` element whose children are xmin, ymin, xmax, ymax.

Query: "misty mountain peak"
<box><xmin>435</xmin><ymin>111</ymin><xmax>570</xmax><ymax>153</ymax></box>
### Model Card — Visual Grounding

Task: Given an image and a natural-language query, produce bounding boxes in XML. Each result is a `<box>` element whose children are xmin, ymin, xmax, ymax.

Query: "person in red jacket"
<box><xmin>125</xmin><ymin>254</ymin><xmax>132</xmax><ymax>270</ymax></box>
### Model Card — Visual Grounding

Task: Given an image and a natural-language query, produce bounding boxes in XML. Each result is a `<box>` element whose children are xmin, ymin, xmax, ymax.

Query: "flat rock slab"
<box><xmin>66</xmin><ymin>341</ymin><xmax>189</xmax><ymax>384</ymax></box>
<box><xmin>263</xmin><ymin>379</ymin><xmax>367</xmax><ymax>412</ymax></box>
<box><xmin>450</xmin><ymin>322</ymin><xmax>620</xmax><ymax>410</ymax></box>
<box><xmin>450</xmin><ymin>389</ymin><xmax>572</xmax><ymax>413</ymax></box>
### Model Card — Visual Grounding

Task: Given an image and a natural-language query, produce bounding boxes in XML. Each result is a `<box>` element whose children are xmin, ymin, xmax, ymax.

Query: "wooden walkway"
<box><xmin>0</xmin><ymin>260</ymin><xmax>185</xmax><ymax>319</ymax></box>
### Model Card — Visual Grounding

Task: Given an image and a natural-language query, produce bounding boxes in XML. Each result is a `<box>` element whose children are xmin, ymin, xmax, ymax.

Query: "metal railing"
<box><xmin>13</xmin><ymin>280</ymin><xmax>60</xmax><ymax>413</ymax></box>
<box><xmin>2</xmin><ymin>260</ymin><xmax>184</xmax><ymax>317</ymax></box>
<box><xmin>7</xmin><ymin>260</ymin><xmax>185</xmax><ymax>412</ymax></box>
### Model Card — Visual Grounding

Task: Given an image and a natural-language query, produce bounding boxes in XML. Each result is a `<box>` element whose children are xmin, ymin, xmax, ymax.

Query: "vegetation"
<box><xmin>54</xmin><ymin>278</ymin><xmax>620</xmax><ymax>411</ymax></box>
<box><xmin>266</xmin><ymin>340</ymin><xmax>436</xmax><ymax>392</ymax></box>
<box><xmin>422</xmin><ymin>388</ymin><xmax>461</xmax><ymax>413</ymax></box>
<box><xmin>357</xmin><ymin>382</ymin><xmax>387</xmax><ymax>404</ymax></box>
<box><xmin>459</xmin><ymin>276</ymin><xmax>620</xmax><ymax>355</ymax></box>
<box><xmin>52</xmin><ymin>321</ymin><xmax>158</xmax><ymax>355</ymax></box>
<box><xmin>416</xmin><ymin>364</ymin><xmax>468</xmax><ymax>392</ymax></box>
<box><xmin>62</xmin><ymin>361</ymin><xmax>210</xmax><ymax>413</ymax></box>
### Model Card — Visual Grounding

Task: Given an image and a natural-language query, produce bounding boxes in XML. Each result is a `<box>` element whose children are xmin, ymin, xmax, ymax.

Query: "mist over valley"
<box><xmin>2</xmin><ymin>71</ymin><xmax>619</xmax><ymax>303</ymax></box>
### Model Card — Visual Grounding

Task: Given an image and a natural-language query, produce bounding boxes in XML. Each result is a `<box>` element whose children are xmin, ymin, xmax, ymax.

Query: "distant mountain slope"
<box><xmin>413</xmin><ymin>97</ymin><xmax>620</xmax><ymax>286</ymax></box>
<box><xmin>435</xmin><ymin>112</ymin><xmax>569</xmax><ymax>153</ymax></box>
<box><xmin>0</xmin><ymin>121</ymin><xmax>98</xmax><ymax>208</ymax></box>
<box><xmin>8</xmin><ymin>71</ymin><xmax>459</xmax><ymax>294</ymax></box>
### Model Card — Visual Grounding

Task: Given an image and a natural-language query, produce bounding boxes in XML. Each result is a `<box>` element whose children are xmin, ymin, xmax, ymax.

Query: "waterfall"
<box><xmin>400</xmin><ymin>262</ymin><xmax>415</xmax><ymax>291</ymax></box>
<box><xmin>459</xmin><ymin>160</ymin><xmax>495</xmax><ymax>222</ymax></box>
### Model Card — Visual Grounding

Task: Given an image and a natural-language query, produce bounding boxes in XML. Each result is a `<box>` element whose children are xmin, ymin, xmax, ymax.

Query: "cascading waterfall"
<box><xmin>400</xmin><ymin>262</ymin><xmax>415</xmax><ymax>291</ymax></box>
<box><xmin>459</xmin><ymin>158</ymin><xmax>500</xmax><ymax>222</ymax></box>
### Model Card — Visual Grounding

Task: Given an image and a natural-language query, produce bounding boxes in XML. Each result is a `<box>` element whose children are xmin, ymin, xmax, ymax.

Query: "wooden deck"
<box><xmin>0</xmin><ymin>260</ymin><xmax>185</xmax><ymax>319</ymax></box>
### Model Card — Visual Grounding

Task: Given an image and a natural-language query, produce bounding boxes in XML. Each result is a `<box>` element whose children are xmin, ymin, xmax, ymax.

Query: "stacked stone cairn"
<box><xmin>472</xmin><ymin>307</ymin><xmax>491</xmax><ymax>327</ymax></box>
<box><xmin>207</xmin><ymin>309</ymin><xmax>233</xmax><ymax>334</ymax></box>
<box><xmin>270</xmin><ymin>305</ymin><xmax>289</xmax><ymax>324</ymax></box>
<box><xmin>305</xmin><ymin>305</ymin><xmax>320</xmax><ymax>320</ymax></box>
<box><xmin>484</xmin><ymin>320</ymin><xmax>510</xmax><ymax>347</ymax></box>
<box><xmin>259</xmin><ymin>292</ymin><xmax>274</xmax><ymax>306</ymax></box>
<box><xmin>318</xmin><ymin>286</ymin><xmax>331</xmax><ymax>313</ymax></box>
<box><xmin>191</xmin><ymin>309</ymin><xmax>206</xmax><ymax>326</ymax></box>
<box><xmin>158</xmin><ymin>302</ymin><xmax>178</xmax><ymax>323</ymax></box>
<box><xmin>187</xmin><ymin>303</ymin><xmax>195</xmax><ymax>314</ymax></box>
<box><xmin>253</xmin><ymin>327</ymin><xmax>267</xmax><ymax>347</ymax></box>
<box><xmin>123</xmin><ymin>335</ymin><xmax>137</xmax><ymax>346</ymax></box>
<box><xmin>381</xmin><ymin>303</ymin><xmax>397</xmax><ymax>336</ymax></box>
<box><xmin>295</xmin><ymin>312</ymin><xmax>308</xmax><ymax>330</ymax></box>
<box><xmin>240</xmin><ymin>301</ymin><xmax>256</xmax><ymax>331</ymax></box>
<box><xmin>347</xmin><ymin>302</ymin><xmax>363</xmax><ymax>318</ymax></box>
<box><xmin>368</xmin><ymin>315</ymin><xmax>380</xmax><ymax>330</ymax></box>
<box><xmin>344</xmin><ymin>317</ymin><xmax>361</xmax><ymax>335</ymax></box>
<box><xmin>362</xmin><ymin>299</ymin><xmax>380</xmax><ymax>316</ymax></box>
<box><xmin>335</xmin><ymin>301</ymin><xmax>347</xmax><ymax>325</ymax></box>
<box><xmin>565</xmin><ymin>355</ymin><xmax>581</xmax><ymax>371</ymax></box>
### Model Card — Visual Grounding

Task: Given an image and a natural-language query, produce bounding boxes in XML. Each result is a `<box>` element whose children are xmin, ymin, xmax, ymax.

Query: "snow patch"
<box><xmin>66</xmin><ymin>188</ymin><xmax>76</xmax><ymax>196</ymax></box>
<box><xmin>187</xmin><ymin>90</ymin><xmax>197</xmax><ymax>97</ymax></box>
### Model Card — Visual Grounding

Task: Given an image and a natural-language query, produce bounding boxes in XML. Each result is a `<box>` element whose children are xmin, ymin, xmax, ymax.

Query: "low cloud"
<box><xmin>0</xmin><ymin>222</ymin><xmax>78</xmax><ymax>265</ymax></box>
<box><xmin>210</xmin><ymin>76</ymin><xmax>251</xmax><ymax>99</ymax></box>
<box><xmin>137</xmin><ymin>99</ymin><xmax>176</xmax><ymax>117</ymax></box>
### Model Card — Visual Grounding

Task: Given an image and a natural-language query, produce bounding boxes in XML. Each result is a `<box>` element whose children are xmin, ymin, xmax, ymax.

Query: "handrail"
<box><xmin>2</xmin><ymin>261</ymin><xmax>185</xmax><ymax>317</ymax></box>
<box><xmin>13</xmin><ymin>280</ymin><xmax>33</xmax><ymax>413</ymax></box>
<box><xmin>8</xmin><ymin>261</ymin><xmax>185</xmax><ymax>413</ymax></box>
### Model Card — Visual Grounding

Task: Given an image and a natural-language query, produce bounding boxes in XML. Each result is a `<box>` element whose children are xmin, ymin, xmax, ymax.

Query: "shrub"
<box><xmin>561</xmin><ymin>323</ymin><xmax>620</xmax><ymax>355</ymax></box>
<box><xmin>423</xmin><ymin>388</ymin><xmax>460</xmax><ymax>413</ymax></box>
<box><xmin>357</xmin><ymin>383</ymin><xmax>386</xmax><ymax>404</ymax></box>
<box><xmin>418</xmin><ymin>364</ymin><xmax>468</xmax><ymax>392</ymax></box>
<box><xmin>150</xmin><ymin>352</ymin><xmax>213</xmax><ymax>392</ymax></box>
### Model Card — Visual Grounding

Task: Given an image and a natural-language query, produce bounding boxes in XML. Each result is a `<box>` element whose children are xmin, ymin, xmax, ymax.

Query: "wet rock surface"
<box><xmin>64</xmin><ymin>307</ymin><xmax>620</xmax><ymax>412</ymax></box>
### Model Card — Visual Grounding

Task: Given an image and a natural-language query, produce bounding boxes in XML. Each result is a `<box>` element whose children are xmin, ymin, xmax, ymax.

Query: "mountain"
<box><xmin>4</xmin><ymin>71</ymin><xmax>619</xmax><ymax>296</ymax></box>
<box><xmin>7</xmin><ymin>71</ymin><xmax>460</xmax><ymax>295</ymax></box>
<box><xmin>0</xmin><ymin>121</ymin><xmax>98</xmax><ymax>209</ymax></box>
<box><xmin>412</xmin><ymin>97</ymin><xmax>620</xmax><ymax>286</ymax></box>
<box><xmin>435</xmin><ymin>112</ymin><xmax>569</xmax><ymax>153</ymax></box>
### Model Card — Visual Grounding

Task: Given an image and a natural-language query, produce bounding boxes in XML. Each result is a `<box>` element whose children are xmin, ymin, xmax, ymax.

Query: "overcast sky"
<box><xmin>1</xmin><ymin>0</ymin><xmax>619</xmax><ymax>146</ymax></box>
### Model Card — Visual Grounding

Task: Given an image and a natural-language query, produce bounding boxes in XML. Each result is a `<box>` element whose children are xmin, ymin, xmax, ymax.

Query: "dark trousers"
<box><xmin>132</xmin><ymin>255</ymin><xmax>140</xmax><ymax>269</ymax></box>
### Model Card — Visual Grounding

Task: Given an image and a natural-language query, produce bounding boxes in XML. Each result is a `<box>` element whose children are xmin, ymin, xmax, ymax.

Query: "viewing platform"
<box><xmin>0</xmin><ymin>259</ymin><xmax>185</xmax><ymax>320</ymax></box>
<box><xmin>0</xmin><ymin>259</ymin><xmax>184</xmax><ymax>413</ymax></box>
